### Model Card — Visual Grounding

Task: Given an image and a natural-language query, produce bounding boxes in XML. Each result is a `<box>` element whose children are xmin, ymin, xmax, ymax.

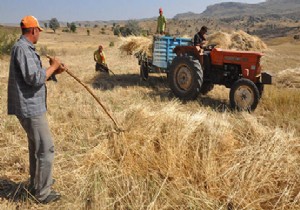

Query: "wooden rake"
<box><xmin>46</xmin><ymin>55</ymin><xmax>123</xmax><ymax>132</ymax></box>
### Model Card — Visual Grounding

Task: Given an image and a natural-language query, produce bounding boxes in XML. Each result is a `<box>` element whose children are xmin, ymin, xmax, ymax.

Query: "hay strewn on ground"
<box><xmin>119</xmin><ymin>36</ymin><xmax>152</xmax><ymax>56</ymax></box>
<box><xmin>276</xmin><ymin>68</ymin><xmax>300</xmax><ymax>88</ymax></box>
<box><xmin>0</xmin><ymin>27</ymin><xmax>300</xmax><ymax>209</ymax></box>
<box><xmin>208</xmin><ymin>30</ymin><xmax>268</xmax><ymax>51</ymax></box>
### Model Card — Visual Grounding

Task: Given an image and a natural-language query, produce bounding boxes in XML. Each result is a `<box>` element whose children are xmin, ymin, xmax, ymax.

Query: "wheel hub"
<box><xmin>234</xmin><ymin>85</ymin><xmax>254</xmax><ymax>109</ymax></box>
<box><xmin>176</xmin><ymin>65</ymin><xmax>192</xmax><ymax>91</ymax></box>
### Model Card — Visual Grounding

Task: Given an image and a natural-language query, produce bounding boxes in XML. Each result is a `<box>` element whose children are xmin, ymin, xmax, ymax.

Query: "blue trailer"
<box><xmin>137</xmin><ymin>35</ymin><xmax>193</xmax><ymax>80</ymax></box>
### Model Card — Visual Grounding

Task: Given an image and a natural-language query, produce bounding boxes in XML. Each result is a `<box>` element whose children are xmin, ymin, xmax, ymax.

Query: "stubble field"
<box><xmin>0</xmin><ymin>28</ymin><xmax>299</xmax><ymax>209</ymax></box>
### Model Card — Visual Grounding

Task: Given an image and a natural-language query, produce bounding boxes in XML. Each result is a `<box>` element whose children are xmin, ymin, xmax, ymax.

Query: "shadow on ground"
<box><xmin>0</xmin><ymin>178</ymin><xmax>33</xmax><ymax>202</ymax></box>
<box><xmin>91</xmin><ymin>72</ymin><xmax>230</xmax><ymax>112</ymax></box>
<box><xmin>91</xmin><ymin>73</ymin><xmax>168</xmax><ymax>91</ymax></box>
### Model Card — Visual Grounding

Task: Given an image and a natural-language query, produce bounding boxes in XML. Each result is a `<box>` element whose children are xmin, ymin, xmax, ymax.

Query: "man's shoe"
<box><xmin>40</xmin><ymin>190</ymin><xmax>61</xmax><ymax>204</ymax></box>
<box><xmin>27</xmin><ymin>179</ymin><xmax>55</xmax><ymax>196</ymax></box>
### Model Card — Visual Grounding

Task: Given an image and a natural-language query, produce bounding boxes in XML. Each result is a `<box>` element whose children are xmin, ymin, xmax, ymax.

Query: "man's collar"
<box><xmin>20</xmin><ymin>35</ymin><xmax>35</xmax><ymax>49</ymax></box>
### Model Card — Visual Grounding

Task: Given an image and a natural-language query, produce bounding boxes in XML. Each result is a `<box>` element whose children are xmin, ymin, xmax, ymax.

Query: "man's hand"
<box><xmin>56</xmin><ymin>63</ymin><xmax>67</xmax><ymax>74</ymax></box>
<box><xmin>48</xmin><ymin>56</ymin><xmax>61</xmax><ymax>70</ymax></box>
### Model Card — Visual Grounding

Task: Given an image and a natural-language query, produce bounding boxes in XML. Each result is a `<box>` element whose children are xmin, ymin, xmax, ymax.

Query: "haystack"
<box><xmin>276</xmin><ymin>68</ymin><xmax>300</xmax><ymax>88</ymax></box>
<box><xmin>208</xmin><ymin>30</ymin><xmax>267</xmax><ymax>51</ymax></box>
<box><xmin>119</xmin><ymin>36</ymin><xmax>152</xmax><ymax>56</ymax></box>
<box><xmin>207</xmin><ymin>31</ymin><xmax>232</xmax><ymax>49</ymax></box>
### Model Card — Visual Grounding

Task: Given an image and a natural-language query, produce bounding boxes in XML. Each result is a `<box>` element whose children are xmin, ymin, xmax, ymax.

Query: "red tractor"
<box><xmin>168</xmin><ymin>45</ymin><xmax>272</xmax><ymax>111</ymax></box>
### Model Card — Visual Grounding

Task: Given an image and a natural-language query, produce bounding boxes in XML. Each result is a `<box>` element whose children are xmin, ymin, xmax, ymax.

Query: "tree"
<box><xmin>70</xmin><ymin>22</ymin><xmax>77</xmax><ymax>33</ymax></box>
<box><xmin>113</xmin><ymin>26</ymin><xmax>121</xmax><ymax>36</ymax></box>
<box><xmin>123</xmin><ymin>20</ymin><xmax>141</xmax><ymax>36</ymax></box>
<box><xmin>44</xmin><ymin>23</ymin><xmax>48</xmax><ymax>29</ymax></box>
<box><xmin>49</xmin><ymin>18</ymin><xmax>60</xmax><ymax>33</ymax></box>
<box><xmin>114</xmin><ymin>20</ymin><xmax>141</xmax><ymax>37</ymax></box>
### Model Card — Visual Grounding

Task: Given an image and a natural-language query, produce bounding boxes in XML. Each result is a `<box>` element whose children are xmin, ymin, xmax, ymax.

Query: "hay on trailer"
<box><xmin>207</xmin><ymin>31</ymin><xmax>232</xmax><ymax>49</ymax></box>
<box><xmin>119</xmin><ymin>36</ymin><xmax>152</xmax><ymax>56</ymax></box>
<box><xmin>208</xmin><ymin>30</ymin><xmax>267</xmax><ymax>51</ymax></box>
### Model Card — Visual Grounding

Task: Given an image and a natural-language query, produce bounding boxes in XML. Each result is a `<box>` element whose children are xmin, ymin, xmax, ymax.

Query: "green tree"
<box><xmin>44</xmin><ymin>22</ymin><xmax>48</xmax><ymax>29</ymax></box>
<box><xmin>0</xmin><ymin>32</ymin><xmax>17</xmax><ymax>56</ymax></box>
<box><xmin>113</xmin><ymin>26</ymin><xmax>120</xmax><ymax>36</ymax></box>
<box><xmin>114</xmin><ymin>20</ymin><xmax>141</xmax><ymax>37</ymax></box>
<box><xmin>123</xmin><ymin>20</ymin><xmax>141</xmax><ymax>36</ymax></box>
<box><xmin>49</xmin><ymin>18</ymin><xmax>60</xmax><ymax>33</ymax></box>
<box><xmin>70</xmin><ymin>22</ymin><xmax>77</xmax><ymax>33</ymax></box>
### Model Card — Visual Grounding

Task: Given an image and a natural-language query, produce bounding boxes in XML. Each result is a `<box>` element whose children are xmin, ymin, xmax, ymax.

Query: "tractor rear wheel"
<box><xmin>230</xmin><ymin>79</ymin><xmax>260</xmax><ymax>112</ymax></box>
<box><xmin>168</xmin><ymin>56</ymin><xmax>203</xmax><ymax>100</ymax></box>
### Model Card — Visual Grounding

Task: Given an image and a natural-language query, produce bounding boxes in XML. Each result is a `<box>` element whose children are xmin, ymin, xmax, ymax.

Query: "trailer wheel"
<box><xmin>230</xmin><ymin>79</ymin><xmax>260</xmax><ymax>112</ymax></box>
<box><xmin>140</xmin><ymin>63</ymin><xmax>149</xmax><ymax>81</ymax></box>
<box><xmin>168</xmin><ymin>56</ymin><xmax>203</xmax><ymax>100</ymax></box>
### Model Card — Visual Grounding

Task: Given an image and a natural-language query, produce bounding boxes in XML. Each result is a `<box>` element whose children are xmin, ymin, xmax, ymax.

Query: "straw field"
<box><xmin>0</xmin><ymin>27</ymin><xmax>299</xmax><ymax>210</ymax></box>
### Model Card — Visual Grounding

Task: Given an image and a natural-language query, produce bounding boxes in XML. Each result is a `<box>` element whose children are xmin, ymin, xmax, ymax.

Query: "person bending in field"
<box><xmin>94</xmin><ymin>45</ymin><xmax>109</xmax><ymax>74</ymax></box>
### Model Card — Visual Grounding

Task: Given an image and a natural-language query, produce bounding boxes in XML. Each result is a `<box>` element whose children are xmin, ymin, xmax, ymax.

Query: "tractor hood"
<box><xmin>211</xmin><ymin>48</ymin><xmax>263</xmax><ymax>66</ymax></box>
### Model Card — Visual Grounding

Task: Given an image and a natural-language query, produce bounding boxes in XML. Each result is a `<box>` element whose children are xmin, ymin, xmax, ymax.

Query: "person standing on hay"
<box><xmin>7</xmin><ymin>15</ymin><xmax>64</xmax><ymax>204</ymax></box>
<box><xmin>157</xmin><ymin>7</ymin><xmax>167</xmax><ymax>35</ymax></box>
<box><xmin>94</xmin><ymin>45</ymin><xmax>109</xmax><ymax>74</ymax></box>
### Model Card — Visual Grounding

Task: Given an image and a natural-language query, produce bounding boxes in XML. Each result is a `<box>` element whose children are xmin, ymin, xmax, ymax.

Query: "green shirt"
<box><xmin>157</xmin><ymin>15</ymin><xmax>167</xmax><ymax>33</ymax></box>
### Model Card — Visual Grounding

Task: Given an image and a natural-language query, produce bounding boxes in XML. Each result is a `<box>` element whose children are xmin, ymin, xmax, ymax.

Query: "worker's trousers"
<box><xmin>18</xmin><ymin>113</ymin><xmax>54</xmax><ymax>201</ymax></box>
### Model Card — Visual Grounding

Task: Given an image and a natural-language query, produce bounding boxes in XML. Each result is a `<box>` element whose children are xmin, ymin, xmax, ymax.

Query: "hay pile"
<box><xmin>208</xmin><ymin>30</ymin><xmax>267</xmax><ymax>51</ymax></box>
<box><xmin>119</xmin><ymin>36</ymin><xmax>152</xmax><ymax>56</ymax></box>
<box><xmin>276</xmin><ymin>68</ymin><xmax>300</xmax><ymax>88</ymax></box>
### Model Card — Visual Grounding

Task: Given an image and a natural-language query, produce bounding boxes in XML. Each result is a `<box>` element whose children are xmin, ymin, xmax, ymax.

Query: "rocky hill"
<box><xmin>175</xmin><ymin>0</ymin><xmax>300</xmax><ymax>20</ymax></box>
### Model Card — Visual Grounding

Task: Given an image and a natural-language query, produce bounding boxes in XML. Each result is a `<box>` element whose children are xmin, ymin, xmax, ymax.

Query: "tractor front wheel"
<box><xmin>230</xmin><ymin>79</ymin><xmax>260</xmax><ymax>112</ymax></box>
<box><xmin>168</xmin><ymin>56</ymin><xmax>203</xmax><ymax>100</ymax></box>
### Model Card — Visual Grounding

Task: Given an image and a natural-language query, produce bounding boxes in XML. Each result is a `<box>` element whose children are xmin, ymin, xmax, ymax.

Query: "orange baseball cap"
<box><xmin>21</xmin><ymin>16</ymin><xmax>43</xmax><ymax>31</ymax></box>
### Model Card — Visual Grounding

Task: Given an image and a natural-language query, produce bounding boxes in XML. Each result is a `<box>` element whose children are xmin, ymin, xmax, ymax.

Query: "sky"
<box><xmin>0</xmin><ymin>0</ymin><xmax>266</xmax><ymax>24</ymax></box>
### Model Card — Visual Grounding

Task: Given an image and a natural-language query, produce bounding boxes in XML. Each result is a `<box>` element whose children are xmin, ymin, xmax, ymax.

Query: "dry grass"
<box><xmin>275</xmin><ymin>68</ymin><xmax>300</xmax><ymax>88</ymax></box>
<box><xmin>0</xmin><ymin>27</ymin><xmax>299</xmax><ymax>209</ymax></box>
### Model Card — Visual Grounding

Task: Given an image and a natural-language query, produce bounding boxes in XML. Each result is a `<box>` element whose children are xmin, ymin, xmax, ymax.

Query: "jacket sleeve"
<box><xmin>14</xmin><ymin>46</ymin><xmax>46</xmax><ymax>87</ymax></box>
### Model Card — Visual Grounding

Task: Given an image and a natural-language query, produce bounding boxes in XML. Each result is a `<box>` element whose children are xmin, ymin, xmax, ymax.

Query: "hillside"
<box><xmin>168</xmin><ymin>0</ymin><xmax>300</xmax><ymax>39</ymax></box>
<box><xmin>175</xmin><ymin>0</ymin><xmax>300</xmax><ymax>19</ymax></box>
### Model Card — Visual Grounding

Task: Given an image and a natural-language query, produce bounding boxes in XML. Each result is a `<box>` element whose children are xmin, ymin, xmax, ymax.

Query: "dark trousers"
<box><xmin>18</xmin><ymin>113</ymin><xmax>54</xmax><ymax>201</ymax></box>
<box><xmin>95</xmin><ymin>63</ymin><xmax>109</xmax><ymax>73</ymax></box>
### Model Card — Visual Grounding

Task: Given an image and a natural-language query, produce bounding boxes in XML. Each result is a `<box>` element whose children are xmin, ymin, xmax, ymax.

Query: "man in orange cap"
<box><xmin>7</xmin><ymin>15</ymin><xmax>64</xmax><ymax>204</ymax></box>
<box><xmin>94</xmin><ymin>45</ymin><xmax>109</xmax><ymax>74</ymax></box>
<box><xmin>157</xmin><ymin>8</ymin><xmax>167</xmax><ymax>35</ymax></box>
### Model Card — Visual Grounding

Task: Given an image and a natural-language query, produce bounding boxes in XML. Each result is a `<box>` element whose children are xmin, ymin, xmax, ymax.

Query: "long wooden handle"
<box><xmin>47</xmin><ymin>55</ymin><xmax>122</xmax><ymax>131</ymax></box>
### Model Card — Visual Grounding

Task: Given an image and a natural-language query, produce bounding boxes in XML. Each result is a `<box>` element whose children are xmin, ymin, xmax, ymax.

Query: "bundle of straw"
<box><xmin>119</xmin><ymin>36</ymin><xmax>153</xmax><ymax>56</ymax></box>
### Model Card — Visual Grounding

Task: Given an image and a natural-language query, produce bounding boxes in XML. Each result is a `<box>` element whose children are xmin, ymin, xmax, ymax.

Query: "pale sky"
<box><xmin>0</xmin><ymin>0</ymin><xmax>265</xmax><ymax>24</ymax></box>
